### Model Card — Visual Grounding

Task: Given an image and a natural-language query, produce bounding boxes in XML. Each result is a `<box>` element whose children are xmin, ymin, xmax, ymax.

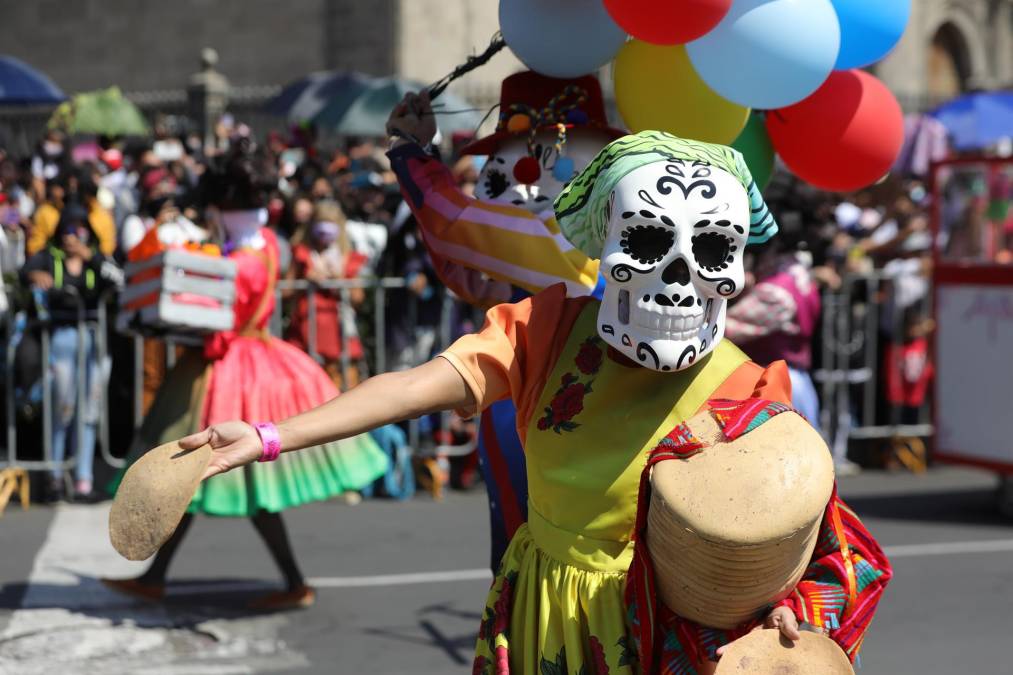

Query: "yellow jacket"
<box><xmin>28</xmin><ymin>200</ymin><xmax>117</xmax><ymax>257</ymax></box>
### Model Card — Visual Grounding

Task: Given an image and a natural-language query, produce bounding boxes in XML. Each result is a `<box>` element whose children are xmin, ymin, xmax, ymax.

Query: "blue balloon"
<box><xmin>499</xmin><ymin>0</ymin><xmax>628</xmax><ymax>78</ymax></box>
<box><xmin>686</xmin><ymin>0</ymin><xmax>840</xmax><ymax>110</ymax></box>
<box><xmin>833</xmin><ymin>0</ymin><xmax>910</xmax><ymax>69</ymax></box>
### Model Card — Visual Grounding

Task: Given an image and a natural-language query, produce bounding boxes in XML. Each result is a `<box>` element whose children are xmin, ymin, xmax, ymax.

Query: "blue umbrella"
<box><xmin>326</xmin><ymin>77</ymin><xmax>483</xmax><ymax>137</ymax></box>
<box><xmin>929</xmin><ymin>90</ymin><xmax>1013</xmax><ymax>151</ymax></box>
<box><xmin>0</xmin><ymin>55</ymin><xmax>66</xmax><ymax>105</ymax></box>
<box><xmin>264</xmin><ymin>71</ymin><xmax>373</xmax><ymax>123</ymax></box>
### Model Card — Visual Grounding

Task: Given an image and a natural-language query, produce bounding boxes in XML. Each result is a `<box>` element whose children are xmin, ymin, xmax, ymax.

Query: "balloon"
<box><xmin>499</xmin><ymin>0</ymin><xmax>627</xmax><ymax>78</ymax></box>
<box><xmin>614</xmin><ymin>41</ymin><xmax>749</xmax><ymax>145</ymax></box>
<box><xmin>603</xmin><ymin>0</ymin><xmax>732</xmax><ymax>45</ymax></box>
<box><xmin>686</xmin><ymin>0</ymin><xmax>840</xmax><ymax>110</ymax></box>
<box><xmin>766</xmin><ymin>70</ymin><xmax>904</xmax><ymax>192</ymax></box>
<box><xmin>832</xmin><ymin>0</ymin><xmax>911</xmax><ymax>69</ymax></box>
<box><xmin>731</xmin><ymin>112</ymin><xmax>775</xmax><ymax>191</ymax></box>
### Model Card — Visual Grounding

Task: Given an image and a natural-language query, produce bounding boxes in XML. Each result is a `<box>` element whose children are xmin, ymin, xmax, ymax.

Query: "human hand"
<box><xmin>179</xmin><ymin>420</ymin><xmax>264</xmax><ymax>480</ymax></box>
<box><xmin>386</xmin><ymin>90</ymin><xmax>436</xmax><ymax>146</ymax></box>
<box><xmin>715</xmin><ymin>606</ymin><xmax>801</xmax><ymax>658</ymax></box>
<box><xmin>27</xmin><ymin>270</ymin><xmax>54</xmax><ymax>290</ymax></box>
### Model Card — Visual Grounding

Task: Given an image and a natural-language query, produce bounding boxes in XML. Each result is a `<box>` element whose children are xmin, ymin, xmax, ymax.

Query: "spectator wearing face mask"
<box><xmin>285</xmin><ymin>200</ymin><xmax>367</xmax><ymax>389</ymax></box>
<box><xmin>120</xmin><ymin>166</ymin><xmax>205</xmax><ymax>254</ymax></box>
<box><xmin>20</xmin><ymin>202</ymin><xmax>122</xmax><ymax>501</ymax></box>
<box><xmin>30</xmin><ymin>130</ymin><xmax>69</xmax><ymax>201</ymax></box>
<box><xmin>28</xmin><ymin>171</ymin><xmax>117</xmax><ymax>257</ymax></box>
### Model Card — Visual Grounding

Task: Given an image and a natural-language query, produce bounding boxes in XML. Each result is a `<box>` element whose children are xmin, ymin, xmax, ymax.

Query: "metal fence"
<box><xmin>815</xmin><ymin>271</ymin><xmax>934</xmax><ymax>469</ymax></box>
<box><xmin>2</xmin><ymin>269</ymin><xmax>938</xmax><ymax>480</ymax></box>
<box><xmin>1</xmin><ymin>276</ymin><xmax>472</xmax><ymax>481</ymax></box>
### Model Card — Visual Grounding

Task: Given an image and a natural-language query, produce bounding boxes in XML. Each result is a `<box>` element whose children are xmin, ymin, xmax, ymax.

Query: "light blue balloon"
<box><xmin>686</xmin><ymin>0</ymin><xmax>840</xmax><ymax>110</ymax></box>
<box><xmin>499</xmin><ymin>0</ymin><xmax>628</xmax><ymax>78</ymax></box>
<box><xmin>833</xmin><ymin>0</ymin><xmax>910</xmax><ymax>69</ymax></box>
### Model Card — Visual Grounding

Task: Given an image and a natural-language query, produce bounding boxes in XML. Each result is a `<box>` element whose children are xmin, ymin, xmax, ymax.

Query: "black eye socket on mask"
<box><xmin>620</xmin><ymin>225</ymin><xmax>675</xmax><ymax>266</ymax></box>
<box><xmin>691</xmin><ymin>232</ymin><xmax>734</xmax><ymax>271</ymax></box>
<box><xmin>483</xmin><ymin>169</ymin><xmax>510</xmax><ymax>199</ymax></box>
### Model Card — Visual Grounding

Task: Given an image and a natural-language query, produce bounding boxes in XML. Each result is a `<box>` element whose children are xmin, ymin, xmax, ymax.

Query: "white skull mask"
<box><xmin>597</xmin><ymin>160</ymin><xmax>750</xmax><ymax>372</ymax></box>
<box><xmin>476</xmin><ymin>130</ymin><xmax>610</xmax><ymax>214</ymax></box>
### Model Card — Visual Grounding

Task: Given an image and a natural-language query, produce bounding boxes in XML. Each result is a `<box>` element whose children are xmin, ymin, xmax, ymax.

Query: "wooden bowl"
<box><xmin>714</xmin><ymin>630</ymin><xmax>854</xmax><ymax>674</ymax></box>
<box><xmin>109</xmin><ymin>441</ymin><xmax>210</xmax><ymax>561</ymax></box>
<box><xmin>648</xmin><ymin>410</ymin><xmax>834</xmax><ymax>628</ymax></box>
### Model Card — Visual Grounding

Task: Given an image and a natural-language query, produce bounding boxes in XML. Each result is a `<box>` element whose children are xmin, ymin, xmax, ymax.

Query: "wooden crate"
<box><xmin>117</xmin><ymin>249</ymin><xmax>237</xmax><ymax>339</ymax></box>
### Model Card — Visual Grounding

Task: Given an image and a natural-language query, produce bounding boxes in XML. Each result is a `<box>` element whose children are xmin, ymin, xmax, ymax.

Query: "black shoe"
<box><xmin>41</xmin><ymin>478</ymin><xmax>64</xmax><ymax>504</ymax></box>
<box><xmin>71</xmin><ymin>490</ymin><xmax>104</xmax><ymax>504</ymax></box>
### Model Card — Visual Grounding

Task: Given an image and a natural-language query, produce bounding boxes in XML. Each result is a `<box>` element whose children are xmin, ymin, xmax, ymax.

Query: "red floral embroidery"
<box><xmin>537</xmin><ymin>335</ymin><xmax>604</xmax><ymax>434</ymax></box>
<box><xmin>575</xmin><ymin>339</ymin><xmax>604</xmax><ymax>375</ymax></box>
<box><xmin>589</xmin><ymin>636</ymin><xmax>610</xmax><ymax>675</ymax></box>
<box><xmin>492</xmin><ymin>574</ymin><xmax>515</xmax><ymax>636</ymax></box>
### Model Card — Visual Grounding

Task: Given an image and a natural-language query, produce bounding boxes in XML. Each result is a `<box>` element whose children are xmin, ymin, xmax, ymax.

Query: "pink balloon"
<box><xmin>766</xmin><ymin>70</ymin><xmax>904</xmax><ymax>192</ymax></box>
<box><xmin>603</xmin><ymin>0</ymin><xmax>732</xmax><ymax>45</ymax></box>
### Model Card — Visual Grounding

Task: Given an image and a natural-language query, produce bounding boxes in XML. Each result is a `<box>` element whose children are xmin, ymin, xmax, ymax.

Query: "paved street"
<box><xmin>1</xmin><ymin>466</ymin><xmax>1012</xmax><ymax>674</ymax></box>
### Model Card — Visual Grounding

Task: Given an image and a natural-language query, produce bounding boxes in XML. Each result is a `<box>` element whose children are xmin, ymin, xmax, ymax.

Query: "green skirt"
<box><xmin>116</xmin><ymin>349</ymin><xmax>389</xmax><ymax>517</ymax></box>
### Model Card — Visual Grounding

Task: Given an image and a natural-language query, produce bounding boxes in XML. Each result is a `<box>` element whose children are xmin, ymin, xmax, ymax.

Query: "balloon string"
<box><xmin>427</xmin><ymin>32</ymin><xmax>507</xmax><ymax>100</ymax></box>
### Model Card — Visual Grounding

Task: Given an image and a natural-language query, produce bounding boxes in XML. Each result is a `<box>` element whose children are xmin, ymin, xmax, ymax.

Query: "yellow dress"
<box><xmin>441</xmin><ymin>287</ymin><xmax>788</xmax><ymax>675</ymax></box>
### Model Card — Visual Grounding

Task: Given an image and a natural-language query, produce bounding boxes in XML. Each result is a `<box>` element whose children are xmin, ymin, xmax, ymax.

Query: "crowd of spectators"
<box><xmin>0</xmin><ymin>120</ymin><xmax>485</xmax><ymax>501</ymax></box>
<box><xmin>1</xmin><ymin>114</ymin><xmax>1005</xmax><ymax>499</ymax></box>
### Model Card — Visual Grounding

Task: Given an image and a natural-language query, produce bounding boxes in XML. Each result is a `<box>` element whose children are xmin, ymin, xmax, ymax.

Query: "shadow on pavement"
<box><xmin>845</xmin><ymin>487</ymin><xmax>1011</xmax><ymax>527</ymax></box>
<box><xmin>362</xmin><ymin>602</ymin><xmax>482</xmax><ymax>666</ymax></box>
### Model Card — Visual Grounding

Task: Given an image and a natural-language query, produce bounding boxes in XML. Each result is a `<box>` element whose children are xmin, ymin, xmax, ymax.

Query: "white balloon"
<box><xmin>499</xmin><ymin>0</ymin><xmax>628</xmax><ymax>78</ymax></box>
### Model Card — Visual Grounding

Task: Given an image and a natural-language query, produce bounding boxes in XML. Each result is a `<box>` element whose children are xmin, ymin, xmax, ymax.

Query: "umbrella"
<box><xmin>264</xmin><ymin>70</ymin><xmax>373</xmax><ymax>123</ymax></box>
<box><xmin>48</xmin><ymin>86</ymin><xmax>149</xmax><ymax>136</ymax></box>
<box><xmin>929</xmin><ymin>90</ymin><xmax>1013</xmax><ymax>151</ymax></box>
<box><xmin>327</xmin><ymin>76</ymin><xmax>483</xmax><ymax>137</ymax></box>
<box><xmin>0</xmin><ymin>55</ymin><xmax>66</xmax><ymax>105</ymax></box>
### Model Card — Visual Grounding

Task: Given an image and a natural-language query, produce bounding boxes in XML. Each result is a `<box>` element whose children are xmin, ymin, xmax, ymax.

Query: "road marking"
<box><xmin>884</xmin><ymin>538</ymin><xmax>1013</xmax><ymax>558</ymax></box>
<box><xmin>170</xmin><ymin>569</ymin><xmax>494</xmax><ymax>596</ymax></box>
<box><xmin>0</xmin><ymin>503</ymin><xmax>306</xmax><ymax>674</ymax></box>
<box><xmin>171</xmin><ymin>540</ymin><xmax>1013</xmax><ymax>596</ymax></box>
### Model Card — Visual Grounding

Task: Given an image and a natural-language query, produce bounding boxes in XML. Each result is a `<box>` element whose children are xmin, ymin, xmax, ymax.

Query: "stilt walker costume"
<box><xmin>430</xmin><ymin>131</ymin><xmax>890</xmax><ymax>673</ymax></box>
<box><xmin>389</xmin><ymin>71</ymin><xmax>624</xmax><ymax>568</ymax></box>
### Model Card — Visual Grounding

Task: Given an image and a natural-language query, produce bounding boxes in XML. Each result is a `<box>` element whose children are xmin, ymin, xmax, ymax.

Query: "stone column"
<box><xmin>187</xmin><ymin>48</ymin><xmax>230</xmax><ymax>152</ymax></box>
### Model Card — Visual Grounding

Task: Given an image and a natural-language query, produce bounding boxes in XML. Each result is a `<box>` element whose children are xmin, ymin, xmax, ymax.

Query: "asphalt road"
<box><xmin>1</xmin><ymin>466</ymin><xmax>1012</xmax><ymax>674</ymax></box>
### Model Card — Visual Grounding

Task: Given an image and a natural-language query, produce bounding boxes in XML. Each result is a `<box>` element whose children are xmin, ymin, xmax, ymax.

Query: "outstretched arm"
<box><xmin>386</xmin><ymin>91</ymin><xmax>600</xmax><ymax>302</ymax></box>
<box><xmin>180</xmin><ymin>358</ymin><xmax>473</xmax><ymax>480</ymax></box>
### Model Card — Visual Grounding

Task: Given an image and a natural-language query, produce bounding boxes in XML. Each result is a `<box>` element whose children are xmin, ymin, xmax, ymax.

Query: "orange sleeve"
<box><xmin>703</xmin><ymin>357</ymin><xmax>792</xmax><ymax>409</ymax></box>
<box><xmin>438</xmin><ymin>284</ymin><xmax>589</xmax><ymax>429</ymax></box>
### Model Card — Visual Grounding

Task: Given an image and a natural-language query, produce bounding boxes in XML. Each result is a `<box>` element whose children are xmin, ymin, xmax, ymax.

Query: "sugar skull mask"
<box><xmin>597</xmin><ymin>160</ymin><xmax>751</xmax><ymax>372</ymax></box>
<box><xmin>475</xmin><ymin>131</ymin><xmax>609</xmax><ymax>214</ymax></box>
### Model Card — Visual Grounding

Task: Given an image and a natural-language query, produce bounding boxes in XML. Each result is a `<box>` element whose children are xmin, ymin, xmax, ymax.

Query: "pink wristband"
<box><xmin>254</xmin><ymin>422</ymin><xmax>282</xmax><ymax>463</ymax></box>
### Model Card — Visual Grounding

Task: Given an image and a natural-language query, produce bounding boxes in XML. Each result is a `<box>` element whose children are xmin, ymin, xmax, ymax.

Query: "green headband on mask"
<box><xmin>554</xmin><ymin>130</ymin><xmax>777</xmax><ymax>259</ymax></box>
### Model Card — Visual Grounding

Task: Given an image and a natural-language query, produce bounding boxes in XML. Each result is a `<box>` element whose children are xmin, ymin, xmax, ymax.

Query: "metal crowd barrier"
<box><xmin>4</xmin><ymin>270</ymin><xmax>940</xmax><ymax>479</ymax></box>
<box><xmin>1</xmin><ymin>286</ymin><xmax>119</xmax><ymax>476</ymax></box>
<box><xmin>3</xmin><ymin>276</ymin><xmax>472</xmax><ymax>481</ymax></box>
<box><xmin>814</xmin><ymin>271</ymin><xmax>934</xmax><ymax>463</ymax></box>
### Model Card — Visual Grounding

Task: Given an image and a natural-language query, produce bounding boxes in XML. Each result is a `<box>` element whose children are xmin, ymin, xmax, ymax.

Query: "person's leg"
<box><xmin>249</xmin><ymin>510</ymin><xmax>306</xmax><ymax>591</ymax></box>
<box><xmin>74</xmin><ymin>329</ymin><xmax>100</xmax><ymax>492</ymax></box>
<box><xmin>48</xmin><ymin>327</ymin><xmax>77</xmax><ymax>490</ymax></box>
<box><xmin>137</xmin><ymin>513</ymin><xmax>195</xmax><ymax>585</ymax></box>
<box><xmin>102</xmin><ymin>513</ymin><xmax>194</xmax><ymax>600</ymax></box>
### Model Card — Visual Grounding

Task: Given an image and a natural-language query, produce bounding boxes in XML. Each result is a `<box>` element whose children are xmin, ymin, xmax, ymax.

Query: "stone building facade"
<box><xmin>0</xmin><ymin>0</ymin><xmax>1008</xmax><ymax>111</ymax></box>
<box><xmin>877</xmin><ymin>0</ymin><xmax>1013</xmax><ymax>109</ymax></box>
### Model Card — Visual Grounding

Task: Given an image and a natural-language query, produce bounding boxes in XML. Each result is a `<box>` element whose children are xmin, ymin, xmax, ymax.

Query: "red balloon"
<box><xmin>603</xmin><ymin>0</ymin><xmax>732</xmax><ymax>45</ymax></box>
<box><xmin>766</xmin><ymin>70</ymin><xmax>904</xmax><ymax>193</ymax></box>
